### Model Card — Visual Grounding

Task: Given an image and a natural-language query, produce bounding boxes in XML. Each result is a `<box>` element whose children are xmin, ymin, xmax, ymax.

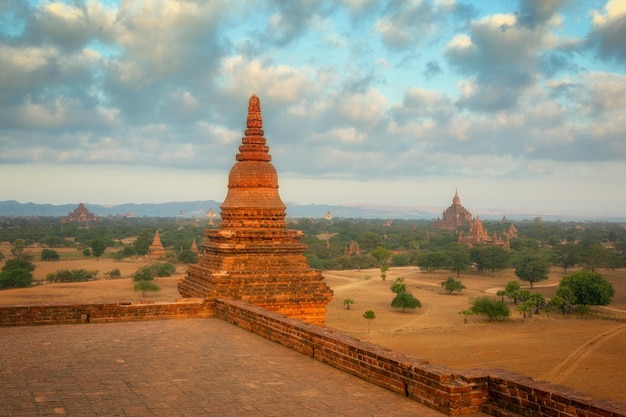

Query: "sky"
<box><xmin>1</xmin><ymin>0</ymin><xmax>625</xmax><ymax>219</ymax></box>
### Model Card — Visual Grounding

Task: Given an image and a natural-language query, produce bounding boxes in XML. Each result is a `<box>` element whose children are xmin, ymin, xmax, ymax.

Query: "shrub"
<box><xmin>41</xmin><ymin>248</ymin><xmax>60</xmax><ymax>261</ymax></box>
<box><xmin>469</xmin><ymin>297</ymin><xmax>510</xmax><ymax>321</ymax></box>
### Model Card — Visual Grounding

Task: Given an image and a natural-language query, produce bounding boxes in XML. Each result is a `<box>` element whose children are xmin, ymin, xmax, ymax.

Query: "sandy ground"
<box><xmin>1</xmin><ymin>248</ymin><xmax>625</xmax><ymax>403</ymax></box>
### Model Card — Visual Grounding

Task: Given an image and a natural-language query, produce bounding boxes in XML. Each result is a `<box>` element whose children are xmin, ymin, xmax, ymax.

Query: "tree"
<box><xmin>343</xmin><ymin>298</ymin><xmax>354</xmax><ymax>310</ymax></box>
<box><xmin>178</xmin><ymin>249</ymin><xmax>199</xmax><ymax>264</ymax></box>
<box><xmin>550</xmin><ymin>287</ymin><xmax>575</xmax><ymax>314</ymax></box>
<box><xmin>357</xmin><ymin>232</ymin><xmax>383</xmax><ymax>252</ymax></box>
<box><xmin>415</xmin><ymin>251</ymin><xmax>448</xmax><ymax>275</ymax></box>
<box><xmin>530</xmin><ymin>293</ymin><xmax>546</xmax><ymax>315</ymax></box>
<box><xmin>0</xmin><ymin>259</ymin><xmax>35</xmax><ymax>288</ymax></box>
<box><xmin>10</xmin><ymin>239</ymin><xmax>25</xmax><ymax>259</ymax></box>
<box><xmin>514</xmin><ymin>253</ymin><xmax>550</xmax><ymax>288</ymax></box>
<box><xmin>459</xmin><ymin>309</ymin><xmax>474</xmax><ymax>324</ymax></box>
<box><xmin>370</xmin><ymin>246</ymin><xmax>391</xmax><ymax>265</ymax></box>
<box><xmin>469</xmin><ymin>297</ymin><xmax>510</xmax><ymax>321</ymax></box>
<box><xmin>445</xmin><ymin>243</ymin><xmax>471</xmax><ymax>277</ymax></box>
<box><xmin>391</xmin><ymin>253</ymin><xmax>410</xmax><ymax>266</ymax></box>
<box><xmin>380</xmin><ymin>265</ymin><xmax>389</xmax><ymax>281</ymax></box>
<box><xmin>558</xmin><ymin>270</ymin><xmax>614</xmax><ymax>306</ymax></box>
<box><xmin>363</xmin><ymin>310</ymin><xmax>376</xmax><ymax>332</ymax></box>
<box><xmin>577</xmin><ymin>243</ymin><xmax>612</xmax><ymax>272</ymax></box>
<box><xmin>133</xmin><ymin>229</ymin><xmax>154</xmax><ymax>255</ymax></box>
<box><xmin>390</xmin><ymin>277</ymin><xmax>406</xmax><ymax>294</ymax></box>
<box><xmin>89</xmin><ymin>237</ymin><xmax>107</xmax><ymax>260</ymax></box>
<box><xmin>134</xmin><ymin>281</ymin><xmax>161</xmax><ymax>297</ymax></box>
<box><xmin>504</xmin><ymin>281</ymin><xmax>521</xmax><ymax>303</ymax></box>
<box><xmin>106</xmin><ymin>269</ymin><xmax>121</xmax><ymax>278</ymax></box>
<box><xmin>440</xmin><ymin>276</ymin><xmax>465</xmax><ymax>294</ymax></box>
<box><xmin>41</xmin><ymin>248</ymin><xmax>60</xmax><ymax>261</ymax></box>
<box><xmin>517</xmin><ymin>300</ymin><xmax>534</xmax><ymax>319</ymax></box>
<box><xmin>474</xmin><ymin>246</ymin><xmax>510</xmax><ymax>274</ymax></box>
<box><xmin>391</xmin><ymin>291</ymin><xmax>422</xmax><ymax>312</ymax></box>
<box><xmin>551</xmin><ymin>243</ymin><xmax>579</xmax><ymax>273</ymax></box>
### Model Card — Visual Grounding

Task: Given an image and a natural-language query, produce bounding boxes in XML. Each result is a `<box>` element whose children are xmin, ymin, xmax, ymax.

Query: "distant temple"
<box><xmin>148</xmin><ymin>230</ymin><xmax>166</xmax><ymax>259</ymax></box>
<box><xmin>178</xmin><ymin>94</ymin><xmax>333</xmax><ymax>325</ymax></box>
<box><xmin>457</xmin><ymin>216</ymin><xmax>518</xmax><ymax>248</ymax></box>
<box><xmin>432</xmin><ymin>190</ymin><xmax>472</xmax><ymax>230</ymax></box>
<box><xmin>61</xmin><ymin>203</ymin><xmax>100</xmax><ymax>224</ymax></box>
<box><xmin>344</xmin><ymin>240</ymin><xmax>360</xmax><ymax>256</ymax></box>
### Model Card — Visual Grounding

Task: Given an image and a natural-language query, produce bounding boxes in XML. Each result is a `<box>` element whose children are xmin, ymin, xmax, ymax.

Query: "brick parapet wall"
<box><xmin>0</xmin><ymin>298</ymin><xmax>213</xmax><ymax>326</ymax></box>
<box><xmin>214</xmin><ymin>299</ymin><xmax>626</xmax><ymax>417</ymax></box>
<box><xmin>1</xmin><ymin>297</ymin><xmax>624</xmax><ymax>417</ymax></box>
<box><xmin>215</xmin><ymin>299</ymin><xmax>488</xmax><ymax>415</ymax></box>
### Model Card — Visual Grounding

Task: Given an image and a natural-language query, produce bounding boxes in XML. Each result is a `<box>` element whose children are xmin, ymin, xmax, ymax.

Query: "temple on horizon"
<box><xmin>432</xmin><ymin>189</ymin><xmax>472</xmax><ymax>230</ymax></box>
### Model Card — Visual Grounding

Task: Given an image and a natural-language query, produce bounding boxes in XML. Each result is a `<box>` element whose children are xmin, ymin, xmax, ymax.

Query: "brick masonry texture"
<box><xmin>178</xmin><ymin>94</ymin><xmax>332</xmax><ymax>325</ymax></box>
<box><xmin>0</xmin><ymin>298</ymin><xmax>212</xmax><ymax>326</ymax></box>
<box><xmin>1</xmin><ymin>299</ymin><xmax>625</xmax><ymax>416</ymax></box>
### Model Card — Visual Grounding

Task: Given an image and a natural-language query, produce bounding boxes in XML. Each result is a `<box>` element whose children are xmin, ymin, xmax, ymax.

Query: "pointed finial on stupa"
<box><xmin>235</xmin><ymin>94</ymin><xmax>271</xmax><ymax>162</ymax></box>
<box><xmin>246</xmin><ymin>94</ymin><xmax>263</xmax><ymax>134</ymax></box>
<box><xmin>453</xmin><ymin>188</ymin><xmax>460</xmax><ymax>205</ymax></box>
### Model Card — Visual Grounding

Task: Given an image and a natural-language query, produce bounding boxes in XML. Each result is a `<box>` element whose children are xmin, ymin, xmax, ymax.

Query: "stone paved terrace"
<box><xmin>0</xmin><ymin>318</ymin><xmax>489</xmax><ymax>417</ymax></box>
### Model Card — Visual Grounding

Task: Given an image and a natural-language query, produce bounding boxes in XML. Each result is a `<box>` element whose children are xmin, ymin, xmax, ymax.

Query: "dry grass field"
<box><xmin>1</xmin><ymin>243</ymin><xmax>625</xmax><ymax>403</ymax></box>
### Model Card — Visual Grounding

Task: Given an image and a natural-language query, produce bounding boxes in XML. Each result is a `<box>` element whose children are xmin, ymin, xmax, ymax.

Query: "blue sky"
<box><xmin>1</xmin><ymin>0</ymin><xmax>625</xmax><ymax>219</ymax></box>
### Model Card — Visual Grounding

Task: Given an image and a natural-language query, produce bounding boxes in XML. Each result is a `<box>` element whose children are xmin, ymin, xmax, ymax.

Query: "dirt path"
<box><xmin>539</xmin><ymin>323</ymin><xmax>626</xmax><ymax>384</ymax></box>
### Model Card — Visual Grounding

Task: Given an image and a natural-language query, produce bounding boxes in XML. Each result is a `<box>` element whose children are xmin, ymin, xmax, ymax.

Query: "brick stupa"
<box><xmin>148</xmin><ymin>230</ymin><xmax>166</xmax><ymax>259</ymax></box>
<box><xmin>178</xmin><ymin>94</ymin><xmax>333</xmax><ymax>325</ymax></box>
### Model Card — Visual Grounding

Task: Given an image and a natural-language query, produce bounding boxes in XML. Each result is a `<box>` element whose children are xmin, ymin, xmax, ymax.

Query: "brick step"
<box><xmin>480</xmin><ymin>402</ymin><xmax>524</xmax><ymax>417</ymax></box>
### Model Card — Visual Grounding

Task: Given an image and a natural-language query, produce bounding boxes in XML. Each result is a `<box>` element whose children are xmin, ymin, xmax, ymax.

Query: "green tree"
<box><xmin>578</xmin><ymin>243</ymin><xmax>612</xmax><ymax>272</ymax></box>
<box><xmin>41</xmin><ymin>248</ymin><xmax>60</xmax><ymax>261</ymax></box>
<box><xmin>415</xmin><ymin>251</ymin><xmax>448</xmax><ymax>275</ymax></box>
<box><xmin>469</xmin><ymin>297</ymin><xmax>510</xmax><ymax>321</ymax></box>
<box><xmin>517</xmin><ymin>300</ymin><xmax>534</xmax><ymax>318</ymax></box>
<box><xmin>106</xmin><ymin>269</ymin><xmax>121</xmax><ymax>278</ymax></box>
<box><xmin>133</xmin><ymin>229</ymin><xmax>154</xmax><ymax>256</ymax></box>
<box><xmin>370</xmin><ymin>246</ymin><xmax>391</xmax><ymax>265</ymax></box>
<box><xmin>390</xmin><ymin>277</ymin><xmax>406</xmax><ymax>294</ymax></box>
<box><xmin>445</xmin><ymin>243</ymin><xmax>471</xmax><ymax>277</ymax></box>
<box><xmin>357</xmin><ymin>232</ymin><xmax>383</xmax><ymax>252</ymax></box>
<box><xmin>440</xmin><ymin>276</ymin><xmax>466</xmax><ymax>294</ymax></box>
<box><xmin>178</xmin><ymin>249</ymin><xmax>199</xmax><ymax>264</ymax></box>
<box><xmin>343</xmin><ymin>298</ymin><xmax>354</xmax><ymax>310</ymax></box>
<box><xmin>474</xmin><ymin>246</ymin><xmax>510</xmax><ymax>274</ymax></box>
<box><xmin>134</xmin><ymin>266</ymin><xmax>155</xmax><ymax>281</ymax></box>
<box><xmin>514</xmin><ymin>253</ymin><xmax>550</xmax><ymax>288</ymax></box>
<box><xmin>551</xmin><ymin>243</ymin><xmax>579</xmax><ymax>273</ymax></box>
<box><xmin>550</xmin><ymin>286</ymin><xmax>575</xmax><ymax>314</ymax></box>
<box><xmin>504</xmin><ymin>281</ymin><xmax>521</xmax><ymax>304</ymax></box>
<box><xmin>380</xmin><ymin>265</ymin><xmax>389</xmax><ymax>281</ymax></box>
<box><xmin>391</xmin><ymin>291</ymin><xmax>422</xmax><ymax>312</ymax></box>
<box><xmin>134</xmin><ymin>281</ymin><xmax>161</xmax><ymax>297</ymax></box>
<box><xmin>363</xmin><ymin>310</ymin><xmax>376</xmax><ymax>332</ymax></box>
<box><xmin>89</xmin><ymin>237</ymin><xmax>108</xmax><ymax>260</ymax></box>
<box><xmin>41</xmin><ymin>235</ymin><xmax>66</xmax><ymax>248</ymax></box>
<box><xmin>391</xmin><ymin>253</ymin><xmax>410</xmax><ymax>266</ymax></box>
<box><xmin>558</xmin><ymin>270</ymin><xmax>614</xmax><ymax>306</ymax></box>
<box><xmin>530</xmin><ymin>293</ymin><xmax>546</xmax><ymax>314</ymax></box>
<box><xmin>10</xmin><ymin>239</ymin><xmax>25</xmax><ymax>259</ymax></box>
<box><xmin>0</xmin><ymin>259</ymin><xmax>35</xmax><ymax>288</ymax></box>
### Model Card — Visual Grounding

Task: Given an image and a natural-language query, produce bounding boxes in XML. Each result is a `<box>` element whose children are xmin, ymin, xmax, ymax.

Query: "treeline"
<box><xmin>1</xmin><ymin>216</ymin><xmax>625</xmax><ymax>275</ymax></box>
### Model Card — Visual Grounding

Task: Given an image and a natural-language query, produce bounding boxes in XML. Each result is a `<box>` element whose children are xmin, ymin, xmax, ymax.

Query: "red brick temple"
<box><xmin>432</xmin><ymin>189</ymin><xmax>472</xmax><ymax>230</ymax></box>
<box><xmin>148</xmin><ymin>230</ymin><xmax>166</xmax><ymax>259</ymax></box>
<box><xmin>178</xmin><ymin>94</ymin><xmax>333</xmax><ymax>325</ymax></box>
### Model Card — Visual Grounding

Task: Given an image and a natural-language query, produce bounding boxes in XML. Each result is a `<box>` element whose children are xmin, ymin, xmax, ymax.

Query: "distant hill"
<box><xmin>0</xmin><ymin>199</ymin><xmax>438</xmax><ymax>219</ymax></box>
<box><xmin>0</xmin><ymin>200</ymin><xmax>620</xmax><ymax>221</ymax></box>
